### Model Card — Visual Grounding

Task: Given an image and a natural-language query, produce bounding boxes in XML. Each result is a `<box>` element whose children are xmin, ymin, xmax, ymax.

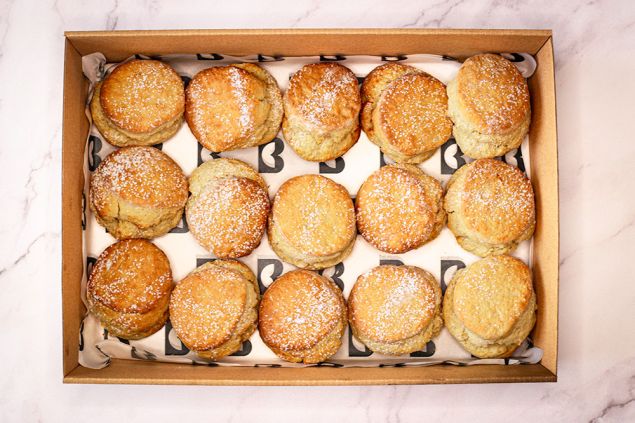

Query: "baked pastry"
<box><xmin>447</xmin><ymin>54</ymin><xmax>531</xmax><ymax>159</ymax></box>
<box><xmin>90</xmin><ymin>59</ymin><xmax>185</xmax><ymax>147</ymax></box>
<box><xmin>258</xmin><ymin>269</ymin><xmax>346</xmax><ymax>363</ymax></box>
<box><xmin>89</xmin><ymin>146</ymin><xmax>188</xmax><ymax>239</ymax></box>
<box><xmin>444</xmin><ymin>158</ymin><xmax>535</xmax><ymax>257</ymax></box>
<box><xmin>282</xmin><ymin>63</ymin><xmax>361</xmax><ymax>161</ymax></box>
<box><xmin>268</xmin><ymin>175</ymin><xmax>356</xmax><ymax>269</ymax></box>
<box><xmin>186</xmin><ymin>158</ymin><xmax>270</xmax><ymax>259</ymax></box>
<box><xmin>185</xmin><ymin>63</ymin><xmax>283</xmax><ymax>152</ymax></box>
<box><xmin>87</xmin><ymin>239</ymin><xmax>173</xmax><ymax>339</ymax></box>
<box><xmin>443</xmin><ymin>255</ymin><xmax>537</xmax><ymax>358</ymax></box>
<box><xmin>169</xmin><ymin>259</ymin><xmax>259</xmax><ymax>361</ymax></box>
<box><xmin>356</xmin><ymin>164</ymin><xmax>445</xmax><ymax>254</ymax></box>
<box><xmin>348</xmin><ymin>265</ymin><xmax>442</xmax><ymax>355</ymax></box>
<box><xmin>361</xmin><ymin>63</ymin><xmax>452</xmax><ymax>163</ymax></box>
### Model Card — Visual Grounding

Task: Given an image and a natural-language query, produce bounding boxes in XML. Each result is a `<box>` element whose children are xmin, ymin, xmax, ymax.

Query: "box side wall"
<box><xmin>527</xmin><ymin>38</ymin><xmax>559</xmax><ymax>375</ymax></box>
<box><xmin>64</xmin><ymin>359</ymin><xmax>556</xmax><ymax>385</ymax></box>
<box><xmin>65</xmin><ymin>29</ymin><xmax>550</xmax><ymax>61</ymax></box>
<box><xmin>62</xmin><ymin>39</ymin><xmax>89</xmax><ymax>377</ymax></box>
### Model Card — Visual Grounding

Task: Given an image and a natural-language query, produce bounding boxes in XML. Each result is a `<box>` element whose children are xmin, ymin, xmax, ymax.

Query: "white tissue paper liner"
<box><xmin>78</xmin><ymin>52</ymin><xmax>543</xmax><ymax>369</ymax></box>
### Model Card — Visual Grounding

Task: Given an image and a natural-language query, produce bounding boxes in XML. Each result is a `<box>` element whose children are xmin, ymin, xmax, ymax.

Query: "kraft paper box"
<box><xmin>62</xmin><ymin>29</ymin><xmax>559</xmax><ymax>385</ymax></box>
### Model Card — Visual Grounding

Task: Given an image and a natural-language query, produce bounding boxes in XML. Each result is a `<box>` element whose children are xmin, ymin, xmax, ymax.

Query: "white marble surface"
<box><xmin>0</xmin><ymin>0</ymin><xmax>634</xmax><ymax>421</ymax></box>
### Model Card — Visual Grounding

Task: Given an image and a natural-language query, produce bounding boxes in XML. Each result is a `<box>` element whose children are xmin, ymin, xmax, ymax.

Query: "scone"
<box><xmin>267</xmin><ymin>175</ymin><xmax>356</xmax><ymax>270</ymax></box>
<box><xmin>282</xmin><ymin>63</ymin><xmax>361</xmax><ymax>161</ymax></box>
<box><xmin>443</xmin><ymin>255</ymin><xmax>537</xmax><ymax>358</ymax></box>
<box><xmin>356</xmin><ymin>164</ymin><xmax>445</xmax><ymax>254</ymax></box>
<box><xmin>361</xmin><ymin>63</ymin><xmax>452</xmax><ymax>163</ymax></box>
<box><xmin>447</xmin><ymin>54</ymin><xmax>531</xmax><ymax>159</ymax></box>
<box><xmin>89</xmin><ymin>146</ymin><xmax>188</xmax><ymax>239</ymax></box>
<box><xmin>87</xmin><ymin>239</ymin><xmax>173</xmax><ymax>339</ymax></box>
<box><xmin>258</xmin><ymin>269</ymin><xmax>347</xmax><ymax>363</ymax></box>
<box><xmin>169</xmin><ymin>259</ymin><xmax>260</xmax><ymax>361</ymax></box>
<box><xmin>444</xmin><ymin>158</ymin><xmax>535</xmax><ymax>257</ymax></box>
<box><xmin>90</xmin><ymin>59</ymin><xmax>185</xmax><ymax>147</ymax></box>
<box><xmin>185</xmin><ymin>63</ymin><xmax>283</xmax><ymax>152</ymax></box>
<box><xmin>186</xmin><ymin>158</ymin><xmax>270</xmax><ymax>259</ymax></box>
<box><xmin>348</xmin><ymin>265</ymin><xmax>442</xmax><ymax>355</ymax></box>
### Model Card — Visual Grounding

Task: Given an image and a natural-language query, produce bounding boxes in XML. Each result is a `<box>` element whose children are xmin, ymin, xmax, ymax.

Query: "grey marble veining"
<box><xmin>0</xmin><ymin>0</ymin><xmax>634</xmax><ymax>421</ymax></box>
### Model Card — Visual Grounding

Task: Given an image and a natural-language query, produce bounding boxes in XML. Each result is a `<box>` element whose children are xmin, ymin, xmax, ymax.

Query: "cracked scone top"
<box><xmin>89</xmin><ymin>146</ymin><xmax>188</xmax><ymax>239</ymax></box>
<box><xmin>87</xmin><ymin>239</ymin><xmax>173</xmax><ymax>340</ymax></box>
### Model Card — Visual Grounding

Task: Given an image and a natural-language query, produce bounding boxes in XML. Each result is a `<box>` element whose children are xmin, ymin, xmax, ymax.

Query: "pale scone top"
<box><xmin>271</xmin><ymin>174</ymin><xmax>356</xmax><ymax>257</ymax></box>
<box><xmin>349</xmin><ymin>265</ymin><xmax>440</xmax><ymax>344</ymax></box>
<box><xmin>90</xmin><ymin>146</ymin><xmax>188</xmax><ymax>210</ymax></box>
<box><xmin>185</xmin><ymin>65</ymin><xmax>270</xmax><ymax>151</ymax></box>
<box><xmin>452</xmin><ymin>255</ymin><xmax>533</xmax><ymax>341</ymax></box>
<box><xmin>258</xmin><ymin>270</ymin><xmax>345</xmax><ymax>352</ymax></box>
<box><xmin>100</xmin><ymin>60</ymin><xmax>185</xmax><ymax>133</ymax></box>
<box><xmin>87</xmin><ymin>239</ymin><xmax>173</xmax><ymax>314</ymax></box>
<box><xmin>448</xmin><ymin>158</ymin><xmax>535</xmax><ymax>244</ymax></box>
<box><xmin>284</xmin><ymin>63</ymin><xmax>361</xmax><ymax>131</ymax></box>
<box><xmin>356</xmin><ymin>164</ymin><xmax>443</xmax><ymax>254</ymax></box>
<box><xmin>455</xmin><ymin>53</ymin><xmax>530</xmax><ymax>134</ymax></box>
<box><xmin>169</xmin><ymin>263</ymin><xmax>250</xmax><ymax>351</ymax></box>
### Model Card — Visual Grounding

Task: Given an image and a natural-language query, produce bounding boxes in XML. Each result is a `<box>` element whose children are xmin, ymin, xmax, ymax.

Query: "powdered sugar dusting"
<box><xmin>460</xmin><ymin>159</ymin><xmax>535</xmax><ymax>241</ymax></box>
<box><xmin>460</xmin><ymin>54</ymin><xmax>530</xmax><ymax>131</ymax></box>
<box><xmin>87</xmin><ymin>239</ymin><xmax>172</xmax><ymax>314</ymax></box>
<box><xmin>350</xmin><ymin>265</ymin><xmax>437</xmax><ymax>343</ymax></box>
<box><xmin>90</xmin><ymin>146</ymin><xmax>188</xmax><ymax>209</ymax></box>
<box><xmin>187</xmin><ymin>176</ymin><xmax>270</xmax><ymax>258</ymax></box>
<box><xmin>356</xmin><ymin>165</ymin><xmax>440</xmax><ymax>253</ymax></box>
<box><xmin>101</xmin><ymin>60</ymin><xmax>184</xmax><ymax>132</ymax></box>
<box><xmin>259</xmin><ymin>271</ymin><xmax>344</xmax><ymax>351</ymax></box>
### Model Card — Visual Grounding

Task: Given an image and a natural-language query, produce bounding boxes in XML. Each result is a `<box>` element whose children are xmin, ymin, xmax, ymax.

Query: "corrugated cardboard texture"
<box><xmin>61</xmin><ymin>29</ymin><xmax>558</xmax><ymax>385</ymax></box>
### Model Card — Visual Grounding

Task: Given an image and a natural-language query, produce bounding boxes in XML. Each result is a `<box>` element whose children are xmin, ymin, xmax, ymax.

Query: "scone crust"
<box><xmin>282</xmin><ymin>63</ymin><xmax>361</xmax><ymax>161</ymax></box>
<box><xmin>169</xmin><ymin>261</ymin><xmax>259</xmax><ymax>356</ymax></box>
<box><xmin>185</xmin><ymin>64</ymin><xmax>282</xmax><ymax>152</ymax></box>
<box><xmin>89</xmin><ymin>146</ymin><xmax>188</xmax><ymax>239</ymax></box>
<box><xmin>258</xmin><ymin>270</ymin><xmax>347</xmax><ymax>363</ymax></box>
<box><xmin>452</xmin><ymin>54</ymin><xmax>530</xmax><ymax>135</ymax></box>
<box><xmin>99</xmin><ymin>60</ymin><xmax>185</xmax><ymax>134</ymax></box>
<box><xmin>87</xmin><ymin>239</ymin><xmax>173</xmax><ymax>339</ymax></box>
<box><xmin>268</xmin><ymin>175</ymin><xmax>356</xmax><ymax>267</ymax></box>
<box><xmin>186</xmin><ymin>158</ymin><xmax>270</xmax><ymax>259</ymax></box>
<box><xmin>444</xmin><ymin>158</ymin><xmax>535</xmax><ymax>257</ymax></box>
<box><xmin>356</xmin><ymin>164</ymin><xmax>445</xmax><ymax>254</ymax></box>
<box><xmin>361</xmin><ymin>63</ymin><xmax>452</xmax><ymax>163</ymax></box>
<box><xmin>447</xmin><ymin>54</ymin><xmax>531</xmax><ymax>159</ymax></box>
<box><xmin>348</xmin><ymin>265</ymin><xmax>442</xmax><ymax>355</ymax></box>
<box><xmin>443</xmin><ymin>255</ymin><xmax>537</xmax><ymax>358</ymax></box>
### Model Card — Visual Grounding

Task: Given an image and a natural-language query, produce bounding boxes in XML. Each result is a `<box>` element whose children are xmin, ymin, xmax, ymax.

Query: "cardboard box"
<box><xmin>62</xmin><ymin>29</ymin><xmax>559</xmax><ymax>385</ymax></box>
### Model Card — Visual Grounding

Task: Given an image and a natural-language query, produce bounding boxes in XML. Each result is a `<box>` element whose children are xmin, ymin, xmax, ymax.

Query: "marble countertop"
<box><xmin>1</xmin><ymin>0</ymin><xmax>634</xmax><ymax>421</ymax></box>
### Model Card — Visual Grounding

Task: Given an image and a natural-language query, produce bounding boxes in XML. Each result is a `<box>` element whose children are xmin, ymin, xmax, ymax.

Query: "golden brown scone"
<box><xmin>258</xmin><ymin>269</ymin><xmax>347</xmax><ymax>363</ymax></box>
<box><xmin>444</xmin><ymin>159</ymin><xmax>535</xmax><ymax>257</ymax></box>
<box><xmin>267</xmin><ymin>175</ymin><xmax>356</xmax><ymax>270</ymax></box>
<box><xmin>185</xmin><ymin>63</ymin><xmax>283</xmax><ymax>152</ymax></box>
<box><xmin>186</xmin><ymin>158</ymin><xmax>270</xmax><ymax>259</ymax></box>
<box><xmin>282</xmin><ymin>63</ymin><xmax>361</xmax><ymax>161</ymax></box>
<box><xmin>443</xmin><ymin>255</ymin><xmax>537</xmax><ymax>358</ymax></box>
<box><xmin>169</xmin><ymin>260</ymin><xmax>259</xmax><ymax>361</ymax></box>
<box><xmin>348</xmin><ymin>265</ymin><xmax>442</xmax><ymax>355</ymax></box>
<box><xmin>90</xmin><ymin>60</ymin><xmax>185</xmax><ymax>147</ymax></box>
<box><xmin>356</xmin><ymin>164</ymin><xmax>445</xmax><ymax>254</ymax></box>
<box><xmin>447</xmin><ymin>54</ymin><xmax>531</xmax><ymax>159</ymax></box>
<box><xmin>87</xmin><ymin>239</ymin><xmax>173</xmax><ymax>340</ymax></box>
<box><xmin>89</xmin><ymin>146</ymin><xmax>188</xmax><ymax>239</ymax></box>
<box><xmin>361</xmin><ymin>63</ymin><xmax>452</xmax><ymax>163</ymax></box>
